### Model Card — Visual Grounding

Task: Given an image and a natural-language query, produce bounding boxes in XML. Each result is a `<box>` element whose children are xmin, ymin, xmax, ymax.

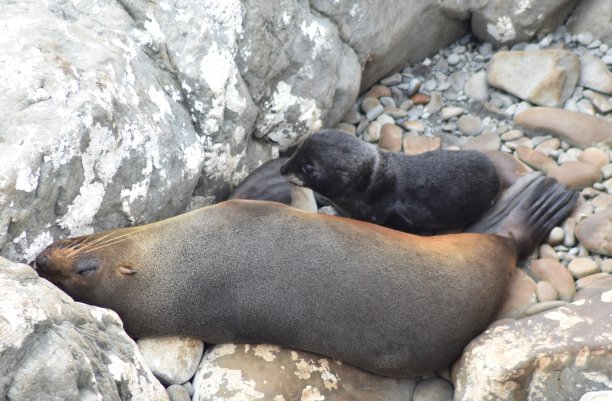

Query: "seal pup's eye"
<box><xmin>302</xmin><ymin>164</ymin><xmax>315</xmax><ymax>176</ymax></box>
<box><xmin>75</xmin><ymin>256</ymin><xmax>100</xmax><ymax>276</ymax></box>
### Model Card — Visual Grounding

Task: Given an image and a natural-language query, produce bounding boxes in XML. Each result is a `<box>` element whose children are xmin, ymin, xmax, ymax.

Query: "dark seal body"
<box><xmin>34</xmin><ymin>174</ymin><xmax>577</xmax><ymax>378</ymax></box>
<box><xmin>280</xmin><ymin>130</ymin><xmax>500</xmax><ymax>233</ymax></box>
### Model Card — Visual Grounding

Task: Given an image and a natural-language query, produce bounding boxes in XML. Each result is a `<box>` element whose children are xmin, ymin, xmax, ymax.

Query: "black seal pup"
<box><xmin>279</xmin><ymin>129</ymin><xmax>501</xmax><ymax>233</ymax></box>
<box><xmin>33</xmin><ymin>173</ymin><xmax>576</xmax><ymax>378</ymax></box>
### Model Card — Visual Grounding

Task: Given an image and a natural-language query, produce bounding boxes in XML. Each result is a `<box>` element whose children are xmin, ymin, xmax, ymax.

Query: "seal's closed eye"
<box><xmin>301</xmin><ymin>164</ymin><xmax>315</xmax><ymax>176</ymax></box>
<box><xmin>75</xmin><ymin>256</ymin><xmax>100</xmax><ymax>276</ymax></box>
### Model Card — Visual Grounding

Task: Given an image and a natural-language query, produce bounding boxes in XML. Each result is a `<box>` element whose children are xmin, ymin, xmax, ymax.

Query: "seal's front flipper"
<box><xmin>467</xmin><ymin>172</ymin><xmax>578</xmax><ymax>260</ymax></box>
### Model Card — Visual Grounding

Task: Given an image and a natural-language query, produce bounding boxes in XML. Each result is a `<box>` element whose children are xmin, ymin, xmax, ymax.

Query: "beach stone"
<box><xmin>378</xmin><ymin>124</ymin><xmax>403</xmax><ymax>152</ymax></box>
<box><xmin>399</xmin><ymin>99</ymin><xmax>414</xmax><ymax>111</ymax></box>
<box><xmin>0</xmin><ymin>257</ymin><xmax>168</xmax><ymax>401</ymax></box>
<box><xmin>575</xmin><ymin>208</ymin><xmax>612</xmax><ymax>256</ymax></box>
<box><xmin>364</xmin><ymin>121</ymin><xmax>382</xmax><ymax>143</ymax></box>
<box><xmin>335</xmin><ymin>122</ymin><xmax>356</xmax><ymax>134</ymax></box>
<box><xmin>583</xmin><ymin>90</ymin><xmax>612</xmax><ymax>114</ymax></box>
<box><xmin>412</xmin><ymin>378</ymin><xmax>454</xmax><ymax>401</ymax></box>
<box><xmin>579</xmin><ymin>55</ymin><xmax>612</xmax><ymax>95</ymax></box>
<box><xmin>455</xmin><ymin>288</ymin><xmax>612</xmax><ymax>401</ymax></box>
<box><xmin>535</xmin><ymin>137</ymin><xmax>561</xmax><ymax>155</ymax></box>
<box><xmin>539</xmin><ymin>244</ymin><xmax>559</xmax><ymax>261</ymax></box>
<box><xmin>167</xmin><ymin>385</ymin><xmax>191</xmax><ymax>401</ymax></box>
<box><xmin>579</xmin><ymin>147</ymin><xmax>610</xmax><ymax>168</ymax></box>
<box><xmin>536</xmin><ymin>281</ymin><xmax>559</xmax><ymax>302</ymax></box>
<box><xmin>411</xmin><ymin>93</ymin><xmax>431</xmax><ymax>105</ymax></box>
<box><xmin>366</xmin><ymin>104</ymin><xmax>385</xmax><ymax>121</ymax></box>
<box><xmin>577</xmin><ymin>99</ymin><xmax>596</xmax><ymax>115</ymax></box>
<box><xmin>486</xmin><ymin>50</ymin><xmax>580</xmax><ymax>107</ymax></box>
<box><xmin>401</xmin><ymin>120</ymin><xmax>426</xmax><ymax>132</ymax></box>
<box><xmin>463</xmin><ymin>132</ymin><xmax>501</xmax><ymax>152</ymax></box>
<box><xmin>384</xmin><ymin>107</ymin><xmax>408</xmax><ymax>119</ymax></box>
<box><xmin>138</xmin><ymin>337</ymin><xmax>205</xmax><ymax>385</ymax></box>
<box><xmin>464</xmin><ymin>71</ymin><xmax>489</xmax><ymax>102</ymax></box>
<box><xmin>192</xmin><ymin>344</ymin><xmax>418</xmax><ymax>401</ymax></box>
<box><xmin>495</xmin><ymin>268</ymin><xmax>537</xmax><ymax>319</ymax></box>
<box><xmin>567</xmin><ymin>0</ymin><xmax>612</xmax><ymax>44</ymax></box>
<box><xmin>376</xmin><ymin>114</ymin><xmax>395</xmax><ymax>126</ymax></box>
<box><xmin>568</xmin><ymin>258</ymin><xmax>601</xmax><ymax>279</ymax></box>
<box><xmin>366</xmin><ymin>85</ymin><xmax>392</xmax><ymax>99</ymax></box>
<box><xmin>575</xmin><ymin>273</ymin><xmax>611</xmax><ymax>291</ymax></box>
<box><xmin>602</xmin><ymin>259</ymin><xmax>612</xmax><ymax>274</ymax></box>
<box><xmin>563</xmin><ymin>218</ymin><xmax>577</xmax><ymax>247</ymax></box>
<box><xmin>440</xmin><ymin>107</ymin><xmax>464</xmax><ymax>120</ymax></box>
<box><xmin>524</xmin><ymin>300</ymin><xmax>568</xmax><ymax>316</ymax></box>
<box><xmin>516</xmin><ymin>146</ymin><xmax>557</xmax><ymax>173</ymax></box>
<box><xmin>480</xmin><ymin>150</ymin><xmax>531</xmax><ymax>187</ymax></box>
<box><xmin>380</xmin><ymin>73</ymin><xmax>402</xmax><ymax>86</ymax></box>
<box><xmin>579</xmin><ymin>391</ymin><xmax>612</xmax><ymax>401</ymax></box>
<box><xmin>457</xmin><ymin>115</ymin><xmax>483</xmax><ymax>136</ymax></box>
<box><xmin>547</xmin><ymin>227</ymin><xmax>565</xmax><ymax>246</ymax></box>
<box><xmin>341</xmin><ymin>107</ymin><xmax>362</xmax><ymax>125</ymax></box>
<box><xmin>528</xmin><ymin>258</ymin><xmax>576</xmax><ymax>302</ymax></box>
<box><xmin>361</xmin><ymin>97</ymin><xmax>382</xmax><ymax>113</ymax></box>
<box><xmin>547</xmin><ymin>162</ymin><xmax>603</xmax><ymax>189</ymax></box>
<box><xmin>402</xmin><ymin>135</ymin><xmax>441</xmax><ymax>156</ymax></box>
<box><xmin>425</xmin><ymin>92</ymin><xmax>443</xmax><ymax>114</ymax></box>
<box><xmin>501</xmin><ymin>129</ymin><xmax>524</xmax><ymax>142</ymax></box>
<box><xmin>380</xmin><ymin>97</ymin><xmax>395</xmax><ymax>108</ymax></box>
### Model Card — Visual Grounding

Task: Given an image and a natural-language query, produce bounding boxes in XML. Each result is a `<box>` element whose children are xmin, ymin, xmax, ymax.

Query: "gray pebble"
<box><xmin>479</xmin><ymin>42</ymin><xmax>493</xmax><ymax>57</ymax></box>
<box><xmin>576</xmin><ymin>32</ymin><xmax>594</xmax><ymax>46</ymax></box>
<box><xmin>413</xmin><ymin>377</ymin><xmax>454</xmax><ymax>401</ymax></box>
<box><xmin>577</xmin><ymin>99</ymin><xmax>595</xmax><ymax>115</ymax></box>
<box><xmin>167</xmin><ymin>384</ymin><xmax>191</xmax><ymax>401</ymax></box>
<box><xmin>376</xmin><ymin>113</ymin><xmax>395</xmax><ymax>126</ymax></box>
<box><xmin>601</xmin><ymin>259</ymin><xmax>612</xmax><ymax>274</ymax></box>
<box><xmin>464</xmin><ymin>71</ymin><xmax>488</xmax><ymax>102</ymax></box>
<box><xmin>364</xmin><ymin>121</ymin><xmax>381</xmax><ymax>142</ymax></box>
<box><xmin>425</xmin><ymin>92</ymin><xmax>443</xmax><ymax>114</ymax></box>
<box><xmin>447</xmin><ymin>53</ymin><xmax>461</xmax><ymax>66</ymax></box>
<box><xmin>380</xmin><ymin>72</ymin><xmax>402</xmax><ymax>86</ymax></box>
<box><xmin>440</xmin><ymin>107</ymin><xmax>464</xmax><ymax>121</ymax></box>
<box><xmin>341</xmin><ymin>107</ymin><xmax>362</xmax><ymax>125</ymax></box>
<box><xmin>380</xmin><ymin>96</ymin><xmax>396</xmax><ymax>108</ymax></box>
<box><xmin>183</xmin><ymin>382</ymin><xmax>195</xmax><ymax>397</ymax></box>
<box><xmin>366</xmin><ymin>104</ymin><xmax>384</xmax><ymax>121</ymax></box>
<box><xmin>423</xmin><ymin>79</ymin><xmax>437</xmax><ymax>92</ymax></box>
<box><xmin>457</xmin><ymin>115</ymin><xmax>483</xmax><ymax>136</ymax></box>
<box><xmin>361</xmin><ymin>97</ymin><xmax>381</xmax><ymax>113</ymax></box>
<box><xmin>437</xmin><ymin>81</ymin><xmax>451</xmax><ymax>91</ymax></box>
<box><xmin>335</xmin><ymin>122</ymin><xmax>356</xmax><ymax>135</ymax></box>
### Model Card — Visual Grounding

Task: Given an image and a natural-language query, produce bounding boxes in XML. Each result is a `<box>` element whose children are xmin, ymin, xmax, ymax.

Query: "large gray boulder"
<box><xmin>0</xmin><ymin>0</ymin><xmax>466</xmax><ymax>262</ymax></box>
<box><xmin>567</xmin><ymin>0</ymin><xmax>612</xmax><ymax>43</ymax></box>
<box><xmin>0</xmin><ymin>257</ymin><xmax>169</xmax><ymax>401</ymax></box>
<box><xmin>454</xmin><ymin>287</ymin><xmax>612</xmax><ymax>401</ymax></box>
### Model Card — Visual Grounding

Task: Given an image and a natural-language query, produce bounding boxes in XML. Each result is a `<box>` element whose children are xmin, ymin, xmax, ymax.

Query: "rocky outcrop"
<box><xmin>567</xmin><ymin>0</ymin><xmax>612</xmax><ymax>43</ymax></box>
<box><xmin>0</xmin><ymin>257</ymin><xmax>168</xmax><ymax>401</ymax></box>
<box><xmin>192</xmin><ymin>343</ymin><xmax>418</xmax><ymax>401</ymax></box>
<box><xmin>0</xmin><ymin>0</ymin><xmax>467</xmax><ymax>262</ymax></box>
<box><xmin>454</xmin><ymin>288</ymin><xmax>612</xmax><ymax>401</ymax></box>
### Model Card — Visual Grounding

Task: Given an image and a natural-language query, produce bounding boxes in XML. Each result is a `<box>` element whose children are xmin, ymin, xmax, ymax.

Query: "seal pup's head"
<box><xmin>32</xmin><ymin>228</ymin><xmax>141</xmax><ymax>303</ymax></box>
<box><xmin>280</xmin><ymin>129</ymin><xmax>379</xmax><ymax>198</ymax></box>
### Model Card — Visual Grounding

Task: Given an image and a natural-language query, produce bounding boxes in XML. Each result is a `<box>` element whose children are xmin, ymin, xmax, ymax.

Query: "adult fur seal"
<box><xmin>33</xmin><ymin>173</ymin><xmax>576</xmax><ymax>378</ymax></box>
<box><xmin>280</xmin><ymin>129</ymin><xmax>500</xmax><ymax>233</ymax></box>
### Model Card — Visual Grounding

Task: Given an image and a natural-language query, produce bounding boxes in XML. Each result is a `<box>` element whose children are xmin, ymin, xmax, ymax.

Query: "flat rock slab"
<box><xmin>487</xmin><ymin>50</ymin><xmax>579</xmax><ymax>107</ymax></box>
<box><xmin>455</xmin><ymin>288</ymin><xmax>612</xmax><ymax>401</ymax></box>
<box><xmin>0</xmin><ymin>257</ymin><xmax>168</xmax><ymax>401</ymax></box>
<box><xmin>192</xmin><ymin>344</ymin><xmax>418</xmax><ymax>401</ymax></box>
<box><xmin>514</xmin><ymin>107</ymin><xmax>612</xmax><ymax>149</ymax></box>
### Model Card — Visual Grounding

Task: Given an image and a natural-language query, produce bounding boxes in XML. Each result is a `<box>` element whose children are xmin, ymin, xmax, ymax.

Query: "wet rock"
<box><xmin>192</xmin><ymin>344</ymin><xmax>418</xmax><ymax>401</ymax></box>
<box><xmin>547</xmin><ymin>161</ymin><xmax>603</xmax><ymax>189</ymax></box>
<box><xmin>455</xmin><ymin>288</ymin><xmax>612</xmax><ymax>401</ymax></box>
<box><xmin>579</xmin><ymin>55</ymin><xmax>612</xmax><ymax>94</ymax></box>
<box><xmin>486</xmin><ymin>50</ymin><xmax>580</xmax><ymax>107</ymax></box>
<box><xmin>0</xmin><ymin>257</ymin><xmax>168</xmax><ymax>401</ymax></box>
<box><xmin>575</xmin><ymin>208</ymin><xmax>612</xmax><ymax>256</ymax></box>
<box><xmin>515</xmin><ymin>108</ymin><xmax>612</xmax><ymax>149</ymax></box>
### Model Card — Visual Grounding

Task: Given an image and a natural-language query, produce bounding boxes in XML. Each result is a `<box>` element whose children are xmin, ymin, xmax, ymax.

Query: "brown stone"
<box><xmin>514</xmin><ymin>107</ymin><xmax>612</xmax><ymax>149</ymax></box>
<box><xmin>536</xmin><ymin>280</ymin><xmax>559</xmax><ymax>302</ymax></box>
<box><xmin>365</xmin><ymin>85</ymin><xmax>392</xmax><ymax>99</ymax></box>
<box><xmin>483</xmin><ymin>151</ymin><xmax>532</xmax><ymax>188</ymax></box>
<box><xmin>495</xmin><ymin>268</ymin><xmax>536</xmax><ymax>319</ymax></box>
<box><xmin>378</xmin><ymin>124</ymin><xmax>402</xmax><ymax>153</ymax></box>
<box><xmin>361</xmin><ymin>97</ymin><xmax>382</xmax><ymax>113</ymax></box>
<box><xmin>515</xmin><ymin>146</ymin><xmax>557</xmax><ymax>173</ymax></box>
<box><xmin>579</xmin><ymin>147</ymin><xmax>610</xmax><ymax>168</ymax></box>
<box><xmin>528</xmin><ymin>259</ymin><xmax>576</xmax><ymax>302</ymax></box>
<box><xmin>575</xmin><ymin>208</ymin><xmax>612</xmax><ymax>256</ymax></box>
<box><xmin>547</xmin><ymin>161</ymin><xmax>603</xmax><ymax>189</ymax></box>
<box><xmin>402</xmin><ymin>134</ymin><xmax>441</xmax><ymax>155</ymax></box>
<box><xmin>463</xmin><ymin>132</ymin><xmax>500</xmax><ymax>152</ymax></box>
<box><xmin>410</xmin><ymin>93</ymin><xmax>431</xmax><ymax>105</ymax></box>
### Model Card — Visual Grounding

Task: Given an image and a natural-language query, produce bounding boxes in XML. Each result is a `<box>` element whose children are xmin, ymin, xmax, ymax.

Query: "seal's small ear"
<box><xmin>119</xmin><ymin>265</ymin><xmax>137</xmax><ymax>275</ymax></box>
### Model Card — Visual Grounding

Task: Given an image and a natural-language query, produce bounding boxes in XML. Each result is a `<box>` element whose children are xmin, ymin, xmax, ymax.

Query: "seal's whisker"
<box><xmin>76</xmin><ymin>227</ymin><xmax>146</xmax><ymax>254</ymax></box>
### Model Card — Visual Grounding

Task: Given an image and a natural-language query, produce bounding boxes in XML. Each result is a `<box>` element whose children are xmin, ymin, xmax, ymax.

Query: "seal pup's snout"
<box><xmin>33</xmin><ymin>251</ymin><xmax>52</xmax><ymax>272</ymax></box>
<box><xmin>280</xmin><ymin>160</ymin><xmax>306</xmax><ymax>187</ymax></box>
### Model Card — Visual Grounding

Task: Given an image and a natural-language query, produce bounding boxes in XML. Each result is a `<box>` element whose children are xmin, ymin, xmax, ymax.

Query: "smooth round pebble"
<box><xmin>376</xmin><ymin>113</ymin><xmax>395</xmax><ymax>126</ymax></box>
<box><xmin>546</xmin><ymin>227</ymin><xmax>564</xmax><ymax>246</ymax></box>
<box><xmin>496</xmin><ymin>269</ymin><xmax>537</xmax><ymax>319</ymax></box>
<box><xmin>463</xmin><ymin>132</ymin><xmax>500</xmax><ymax>152</ymax></box>
<box><xmin>366</xmin><ymin>85</ymin><xmax>392</xmax><ymax>98</ymax></box>
<box><xmin>457</xmin><ymin>115</ymin><xmax>483</xmax><ymax>136</ymax></box>
<box><xmin>403</xmin><ymin>134</ymin><xmax>441</xmax><ymax>155</ymax></box>
<box><xmin>547</xmin><ymin>162</ymin><xmax>603</xmax><ymax>190</ymax></box>
<box><xmin>335</xmin><ymin>122</ymin><xmax>356</xmax><ymax>135</ymax></box>
<box><xmin>380</xmin><ymin>96</ymin><xmax>396</xmax><ymax>108</ymax></box>
<box><xmin>528</xmin><ymin>259</ymin><xmax>576</xmax><ymax>302</ymax></box>
<box><xmin>578</xmin><ymin>147</ymin><xmax>610</xmax><ymax>168</ymax></box>
<box><xmin>501</xmin><ymin>129</ymin><xmax>523</xmax><ymax>141</ymax></box>
<box><xmin>167</xmin><ymin>384</ymin><xmax>191</xmax><ymax>401</ymax></box>
<box><xmin>366</xmin><ymin>104</ymin><xmax>384</xmax><ymax>121</ymax></box>
<box><xmin>538</xmin><ymin>244</ymin><xmax>558</xmax><ymax>261</ymax></box>
<box><xmin>413</xmin><ymin>377</ymin><xmax>454</xmax><ymax>401</ymax></box>
<box><xmin>425</xmin><ymin>92</ymin><xmax>443</xmax><ymax>113</ymax></box>
<box><xmin>183</xmin><ymin>382</ymin><xmax>195</xmax><ymax>397</ymax></box>
<box><xmin>536</xmin><ymin>280</ymin><xmax>559</xmax><ymax>302</ymax></box>
<box><xmin>138</xmin><ymin>337</ymin><xmax>205</xmax><ymax>386</ymax></box>
<box><xmin>524</xmin><ymin>301</ymin><xmax>568</xmax><ymax>316</ymax></box>
<box><xmin>364</xmin><ymin>121</ymin><xmax>381</xmax><ymax>142</ymax></box>
<box><xmin>602</xmin><ymin>259</ymin><xmax>612</xmax><ymax>274</ymax></box>
<box><xmin>440</xmin><ymin>107</ymin><xmax>464</xmax><ymax>120</ymax></box>
<box><xmin>575</xmin><ymin>272</ymin><xmax>611</xmax><ymax>291</ymax></box>
<box><xmin>378</xmin><ymin>124</ymin><xmax>403</xmax><ymax>152</ymax></box>
<box><xmin>411</xmin><ymin>93</ymin><xmax>431</xmax><ymax>105</ymax></box>
<box><xmin>401</xmin><ymin>120</ymin><xmax>426</xmax><ymax>132</ymax></box>
<box><xmin>447</xmin><ymin>53</ymin><xmax>461</xmax><ymax>66</ymax></box>
<box><xmin>361</xmin><ymin>97</ymin><xmax>381</xmax><ymax>113</ymax></box>
<box><xmin>568</xmin><ymin>258</ymin><xmax>600</xmax><ymax>279</ymax></box>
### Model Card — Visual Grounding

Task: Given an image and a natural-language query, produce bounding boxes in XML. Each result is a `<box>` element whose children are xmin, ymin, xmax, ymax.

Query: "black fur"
<box><xmin>280</xmin><ymin>130</ymin><xmax>500</xmax><ymax>233</ymax></box>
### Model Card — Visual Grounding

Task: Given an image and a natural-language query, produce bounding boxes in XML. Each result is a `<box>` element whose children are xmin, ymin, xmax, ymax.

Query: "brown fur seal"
<box><xmin>280</xmin><ymin>129</ymin><xmax>500</xmax><ymax>233</ymax></box>
<box><xmin>33</xmin><ymin>173</ymin><xmax>576</xmax><ymax>378</ymax></box>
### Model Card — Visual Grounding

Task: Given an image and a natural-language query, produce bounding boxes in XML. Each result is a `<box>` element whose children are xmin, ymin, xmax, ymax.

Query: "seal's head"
<box><xmin>32</xmin><ymin>230</ymin><xmax>139</xmax><ymax>303</ymax></box>
<box><xmin>280</xmin><ymin>129</ymin><xmax>378</xmax><ymax>198</ymax></box>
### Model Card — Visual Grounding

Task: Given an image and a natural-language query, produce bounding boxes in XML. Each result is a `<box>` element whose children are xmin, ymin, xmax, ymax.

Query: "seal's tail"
<box><xmin>467</xmin><ymin>172</ymin><xmax>578</xmax><ymax>260</ymax></box>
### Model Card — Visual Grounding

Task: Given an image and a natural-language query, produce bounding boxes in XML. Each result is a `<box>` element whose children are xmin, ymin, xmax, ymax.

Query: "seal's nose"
<box><xmin>34</xmin><ymin>251</ymin><xmax>51</xmax><ymax>271</ymax></box>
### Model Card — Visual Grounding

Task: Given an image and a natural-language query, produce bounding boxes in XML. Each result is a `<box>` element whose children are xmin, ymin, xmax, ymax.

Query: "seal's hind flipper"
<box><xmin>467</xmin><ymin>172</ymin><xmax>578</xmax><ymax>260</ymax></box>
